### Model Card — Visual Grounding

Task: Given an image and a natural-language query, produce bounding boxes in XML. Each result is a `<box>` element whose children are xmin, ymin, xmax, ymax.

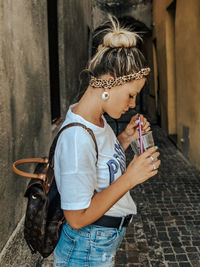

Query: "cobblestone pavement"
<box><xmin>41</xmin><ymin>125</ymin><xmax>200</xmax><ymax>267</ymax></box>
<box><xmin>115</xmin><ymin>125</ymin><xmax>200</xmax><ymax>267</ymax></box>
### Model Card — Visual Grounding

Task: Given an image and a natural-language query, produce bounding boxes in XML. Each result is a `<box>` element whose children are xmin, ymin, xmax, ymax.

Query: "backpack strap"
<box><xmin>12</xmin><ymin>123</ymin><xmax>98</xmax><ymax>181</ymax></box>
<box><xmin>12</xmin><ymin>157</ymin><xmax>49</xmax><ymax>180</ymax></box>
<box><xmin>48</xmin><ymin>122</ymin><xmax>98</xmax><ymax>167</ymax></box>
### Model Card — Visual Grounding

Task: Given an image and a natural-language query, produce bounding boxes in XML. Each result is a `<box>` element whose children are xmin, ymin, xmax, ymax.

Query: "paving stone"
<box><xmin>168</xmin><ymin>263</ymin><xmax>179</xmax><ymax>267</ymax></box>
<box><xmin>190</xmin><ymin>261</ymin><xmax>200</xmax><ymax>267</ymax></box>
<box><xmin>116</xmin><ymin>251</ymin><xmax>128</xmax><ymax>265</ymax></box>
<box><xmin>182</xmin><ymin>241</ymin><xmax>192</xmax><ymax>246</ymax></box>
<box><xmin>171</xmin><ymin>242</ymin><xmax>182</xmax><ymax>248</ymax></box>
<box><xmin>173</xmin><ymin>247</ymin><xmax>185</xmax><ymax>254</ymax></box>
<box><xmin>185</xmin><ymin>246</ymin><xmax>198</xmax><ymax>252</ymax></box>
<box><xmin>161</xmin><ymin>241</ymin><xmax>171</xmax><ymax>248</ymax></box>
<box><xmin>192</xmin><ymin>241</ymin><xmax>200</xmax><ymax>246</ymax></box>
<box><xmin>163</xmin><ymin>247</ymin><xmax>173</xmax><ymax>254</ymax></box>
<box><xmin>187</xmin><ymin>253</ymin><xmax>199</xmax><ymax>261</ymax></box>
<box><xmin>165</xmin><ymin>254</ymin><xmax>176</xmax><ymax>262</ymax></box>
<box><xmin>181</xmin><ymin>236</ymin><xmax>191</xmax><ymax>241</ymax></box>
<box><xmin>178</xmin><ymin>263</ymin><xmax>192</xmax><ymax>267</ymax></box>
<box><xmin>127</xmin><ymin>252</ymin><xmax>140</xmax><ymax>263</ymax></box>
<box><xmin>176</xmin><ymin>254</ymin><xmax>188</xmax><ymax>261</ymax></box>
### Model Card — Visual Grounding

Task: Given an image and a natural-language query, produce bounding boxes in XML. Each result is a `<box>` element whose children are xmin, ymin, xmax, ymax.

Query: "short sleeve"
<box><xmin>54</xmin><ymin>126</ymin><xmax>97</xmax><ymax>210</ymax></box>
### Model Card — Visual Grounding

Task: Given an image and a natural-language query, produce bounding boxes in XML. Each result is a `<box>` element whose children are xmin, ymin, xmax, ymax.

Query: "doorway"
<box><xmin>47</xmin><ymin>0</ymin><xmax>61</xmax><ymax>123</ymax></box>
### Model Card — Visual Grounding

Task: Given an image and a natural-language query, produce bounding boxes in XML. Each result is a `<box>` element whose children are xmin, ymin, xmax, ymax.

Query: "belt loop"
<box><xmin>119</xmin><ymin>216</ymin><xmax>125</xmax><ymax>230</ymax></box>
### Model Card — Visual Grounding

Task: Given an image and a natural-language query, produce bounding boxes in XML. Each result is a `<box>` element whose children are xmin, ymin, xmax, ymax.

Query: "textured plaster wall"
<box><xmin>144</xmin><ymin>38</ymin><xmax>157</xmax><ymax>122</ymax></box>
<box><xmin>153</xmin><ymin>0</ymin><xmax>200</xmax><ymax>169</ymax></box>
<box><xmin>175</xmin><ymin>0</ymin><xmax>200</xmax><ymax>168</ymax></box>
<box><xmin>0</xmin><ymin>0</ymin><xmax>94</xmax><ymax>264</ymax></box>
<box><xmin>152</xmin><ymin>0</ymin><xmax>172</xmax><ymax>131</ymax></box>
<box><xmin>58</xmin><ymin>0</ymin><xmax>92</xmax><ymax>118</ymax></box>
<box><xmin>0</xmin><ymin>0</ymin><xmax>51</xmax><ymax>257</ymax></box>
<box><xmin>92</xmin><ymin>0</ymin><xmax>152</xmax><ymax>30</ymax></box>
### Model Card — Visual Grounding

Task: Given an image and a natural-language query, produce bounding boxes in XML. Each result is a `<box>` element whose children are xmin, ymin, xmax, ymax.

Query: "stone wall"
<box><xmin>0</xmin><ymin>0</ymin><xmax>92</xmax><ymax>265</ymax></box>
<box><xmin>58</xmin><ymin>0</ymin><xmax>92</xmax><ymax>118</ymax></box>
<box><xmin>92</xmin><ymin>0</ymin><xmax>152</xmax><ymax>29</ymax></box>
<box><xmin>0</xmin><ymin>0</ymin><xmax>51</xmax><ymax>255</ymax></box>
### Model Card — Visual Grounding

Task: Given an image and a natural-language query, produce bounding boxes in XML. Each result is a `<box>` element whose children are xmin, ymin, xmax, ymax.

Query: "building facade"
<box><xmin>152</xmin><ymin>0</ymin><xmax>200</xmax><ymax>168</ymax></box>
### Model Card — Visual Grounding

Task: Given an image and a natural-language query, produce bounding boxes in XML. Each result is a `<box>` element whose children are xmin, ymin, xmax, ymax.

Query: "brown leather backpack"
<box><xmin>12</xmin><ymin>123</ymin><xmax>98</xmax><ymax>258</ymax></box>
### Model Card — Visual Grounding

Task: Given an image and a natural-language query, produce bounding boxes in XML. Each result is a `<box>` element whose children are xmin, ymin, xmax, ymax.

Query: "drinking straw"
<box><xmin>139</xmin><ymin>115</ymin><xmax>144</xmax><ymax>154</ymax></box>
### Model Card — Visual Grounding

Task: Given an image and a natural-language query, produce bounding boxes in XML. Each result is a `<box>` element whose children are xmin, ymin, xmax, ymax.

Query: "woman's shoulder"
<box><xmin>57</xmin><ymin>124</ymin><xmax>96</xmax><ymax>150</ymax></box>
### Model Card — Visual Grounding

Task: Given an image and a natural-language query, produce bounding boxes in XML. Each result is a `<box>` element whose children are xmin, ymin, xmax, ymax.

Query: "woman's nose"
<box><xmin>129</xmin><ymin>99</ymin><xmax>136</xmax><ymax>108</ymax></box>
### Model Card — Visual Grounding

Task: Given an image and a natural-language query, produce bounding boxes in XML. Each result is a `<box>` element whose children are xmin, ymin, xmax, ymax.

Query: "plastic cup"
<box><xmin>131</xmin><ymin>131</ymin><xmax>154</xmax><ymax>156</ymax></box>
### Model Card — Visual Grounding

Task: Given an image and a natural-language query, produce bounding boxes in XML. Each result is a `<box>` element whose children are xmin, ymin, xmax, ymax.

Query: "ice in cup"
<box><xmin>131</xmin><ymin>131</ymin><xmax>154</xmax><ymax>156</ymax></box>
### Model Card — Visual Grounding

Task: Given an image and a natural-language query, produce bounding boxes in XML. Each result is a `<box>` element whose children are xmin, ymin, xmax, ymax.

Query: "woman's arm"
<box><xmin>64</xmin><ymin>146</ymin><xmax>160</xmax><ymax>229</ymax></box>
<box><xmin>117</xmin><ymin>130</ymin><xmax>132</xmax><ymax>151</ymax></box>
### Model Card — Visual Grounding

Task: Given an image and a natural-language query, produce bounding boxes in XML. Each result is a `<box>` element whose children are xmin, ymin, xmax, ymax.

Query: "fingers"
<box><xmin>149</xmin><ymin>169</ymin><xmax>159</xmax><ymax>177</ymax></box>
<box><xmin>151</xmin><ymin>159</ymin><xmax>161</xmax><ymax>169</ymax></box>
<box><xmin>154</xmin><ymin>159</ymin><xmax>161</xmax><ymax>169</ymax></box>
<box><xmin>140</xmin><ymin>147</ymin><xmax>161</xmax><ymax>172</ymax></box>
<box><xmin>125</xmin><ymin>114</ymin><xmax>139</xmax><ymax>133</ymax></box>
<box><xmin>128</xmin><ymin>145</ymin><xmax>161</xmax><ymax>186</ymax></box>
<box><xmin>141</xmin><ymin>116</ymin><xmax>151</xmax><ymax>132</ymax></box>
<box><xmin>142</xmin><ymin>159</ymin><xmax>160</xmax><ymax>181</ymax></box>
<box><xmin>148</xmin><ymin>152</ymin><xmax>160</xmax><ymax>163</ymax></box>
<box><xmin>131</xmin><ymin>114</ymin><xmax>151</xmax><ymax>132</ymax></box>
<box><xmin>137</xmin><ymin>167</ymin><xmax>159</xmax><ymax>183</ymax></box>
<box><xmin>143</xmin><ymin>121</ymin><xmax>151</xmax><ymax>132</ymax></box>
<box><xmin>129</xmin><ymin>114</ymin><xmax>139</xmax><ymax>125</ymax></box>
<box><xmin>141</xmin><ymin>146</ymin><xmax>158</xmax><ymax>158</ymax></box>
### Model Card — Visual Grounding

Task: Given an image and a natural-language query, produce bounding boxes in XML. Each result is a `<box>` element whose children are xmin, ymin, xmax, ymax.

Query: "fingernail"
<box><xmin>155</xmin><ymin>146</ymin><xmax>159</xmax><ymax>149</ymax></box>
<box><xmin>135</xmin><ymin>120</ymin><xmax>144</xmax><ymax>125</ymax></box>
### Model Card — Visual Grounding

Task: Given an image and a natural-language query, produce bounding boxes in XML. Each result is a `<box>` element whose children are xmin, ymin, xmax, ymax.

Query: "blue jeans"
<box><xmin>54</xmin><ymin>222</ymin><xmax>126</xmax><ymax>267</ymax></box>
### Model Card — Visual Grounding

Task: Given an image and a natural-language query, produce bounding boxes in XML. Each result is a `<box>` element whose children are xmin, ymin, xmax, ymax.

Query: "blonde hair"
<box><xmin>103</xmin><ymin>15</ymin><xmax>140</xmax><ymax>48</ymax></box>
<box><xmin>88</xmin><ymin>15</ymin><xmax>146</xmax><ymax>78</ymax></box>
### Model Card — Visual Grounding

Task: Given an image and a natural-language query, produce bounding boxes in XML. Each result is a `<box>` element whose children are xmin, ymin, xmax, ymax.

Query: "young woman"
<box><xmin>54</xmin><ymin>16</ymin><xmax>160</xmax><ymax>267</ymax></box>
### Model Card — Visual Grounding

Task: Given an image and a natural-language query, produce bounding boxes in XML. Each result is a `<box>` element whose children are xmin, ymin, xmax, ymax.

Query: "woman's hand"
<box><xmin>126</xmin><ymin>146</ymin><xmax>161</xmax><ymax>188</ymax></box>
<box><xmin>117</xmin><ymin>114</ymin><xmax>151</xmax><ymax>151</ymax></box>
<box><xmin>125</xmin><ymin>114</ymin><xmax>151</xmax><ymax>141</ymax></box>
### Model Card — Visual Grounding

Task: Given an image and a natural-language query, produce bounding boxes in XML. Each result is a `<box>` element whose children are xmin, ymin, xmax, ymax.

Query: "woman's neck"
<box><xmin>72</xmin><ymin>87</ymin><xmax>104</xmax><ymax>127</ymax></box>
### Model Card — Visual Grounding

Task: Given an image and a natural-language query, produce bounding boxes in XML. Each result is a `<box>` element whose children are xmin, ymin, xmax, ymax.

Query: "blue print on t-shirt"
<box><xmin>114</xmin><ymin>142</ymin><xmax>126</xmax><ymax>174</ymax></box>
<box><xmin>107</xmin><ymin>141</ymin><xmax>126</xmax><ymax>185</ymax></box>
<box><xmin>107</xmin><ymin>160</ymin><xmax>118</xmax><ymax>184</ymax></box>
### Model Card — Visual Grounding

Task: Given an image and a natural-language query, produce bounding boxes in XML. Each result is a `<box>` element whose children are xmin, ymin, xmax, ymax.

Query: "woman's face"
<box><xmin>102</xmin><ymin>78</ymin><xmax>146</xmax><ymax>119</ymax></box>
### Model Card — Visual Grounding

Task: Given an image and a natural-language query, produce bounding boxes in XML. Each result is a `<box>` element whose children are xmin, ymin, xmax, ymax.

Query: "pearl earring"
<box><xmin>101</xmin><ymin>91</ymin><xmax>110</xmax><ymax>101</ymax></box>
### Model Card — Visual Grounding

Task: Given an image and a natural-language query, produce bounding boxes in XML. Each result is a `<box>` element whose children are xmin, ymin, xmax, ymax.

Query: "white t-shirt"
<box><xmin>54</xmin><ymin>105</ymin><xmax>137</xmax><ymax>217</ymax></box>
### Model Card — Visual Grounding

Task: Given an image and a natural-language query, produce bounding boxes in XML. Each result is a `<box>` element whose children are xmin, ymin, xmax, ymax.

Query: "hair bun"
<box><xmin>103</xmin><ymin>31</ymin><xmax>138</xmax><ymax>48</ymax></box>
<box><xmin>102</xmin><ymin>15</ymin><xmax>141</xmax><ymax>48</ymax></box>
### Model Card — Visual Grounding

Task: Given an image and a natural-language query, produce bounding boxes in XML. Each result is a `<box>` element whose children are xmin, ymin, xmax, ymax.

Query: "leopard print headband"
<box><xmin>89</xmin><ymin>67</ymin><xmax>150</xmax><ymax>89</ymax></box>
